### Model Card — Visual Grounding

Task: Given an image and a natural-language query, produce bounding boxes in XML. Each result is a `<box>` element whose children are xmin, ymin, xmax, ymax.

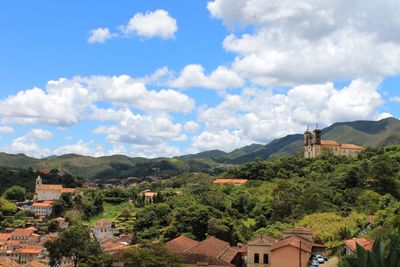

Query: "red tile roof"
<box><xmin>321</xmin><ymin>140</ymin><xmax>340</xmax><ymax>146</ymax></box>
<box><xmin>37</xmin><ymin>184</ymin><xmax>63</xmax><ymax>190</ymax></box>
<box><xmin>17</xmin><ymin>248</ymin><xmax>43</xmax><ymax>254</ymax></box>
<box><xmin>165</xmin><ymin>236</ymin><xmax>199</xmax><ymax>253</ymax></box>
<box><xmin>33</xmin><ymin>201</ymin><xmax>53</xmax><ymax>207</ymax></box>
<box><xmin>248</xmin><ymin>235</ymin><xmax>276</xmax><ymax>246</ymax></box>
<box><xmin>60</xmin><ymin>188</ymin><xmax>77</xmax><ymax>193</ymax></box>
<box><xmin>341</xmin><ymin>144</ymin><xmax>364</xmax><ymax>150</ymax></box>
<box><xmin>271</xmin><ymin>236</ymin><xmax>313</xmax><ymax>253</ymax></box>
<box><xmin>188</xmin><ymin>236</ymin><xmax>230</xmax><ymax>260</ymax></box>
<box><xmin>213</xmin><ymin>179</ymin><xmax>248</xmax><ymax>185</ymax></box>
<box><xmin>12</xmin><ymin>228</ymin><xmax>34</xmax><ymax>237</ymax></box>
<box><xmin>179</xmin><ymin>252</ymin><xmax>233</xmax><ymax>266</ymax></box>
<box><xmin>344</xmin><ymin>238</ymin><xmax>374</xmax><ymax>252</ymax></box>
<box><xmin>0</xmin><ymin>258</ymin><xmax>22</xmax><ymax>267</ymax></box>
<box><xmin>0</xmin><ymin>233</ymin><xmax>11</xmax><ymax>242</ymax></box>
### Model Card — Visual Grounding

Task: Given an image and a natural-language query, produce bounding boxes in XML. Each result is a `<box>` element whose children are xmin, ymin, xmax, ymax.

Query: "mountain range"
<box><xmin>1</xmin><ymin>117</ymin><xmax>400</xmax><ymax>181</ymax></box>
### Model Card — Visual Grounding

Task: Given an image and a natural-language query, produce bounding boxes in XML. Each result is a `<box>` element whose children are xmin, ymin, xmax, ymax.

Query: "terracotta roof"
<box><xmin>188</xmin><ymin>236</ymin><xmax>230</xmax><ymax>259</ymax></box>
<box><xmin>12</xmin><ymin>228</ymin><xmax>34</xmax><ymax>237</ymax></box>
<box><xmin>321</xmin><ymin>140</ymin><xmax>340</xmax><ymax>146</ymax></box>
<box><xmin>341</xmin><ymin>144</ymin><xmax>364</xmax><ymax>150</ymax></box>
<box><xmin>33</xmin><ymin>201</ymin><xmax>53</xmax><ymax>207</ymax></box>
<box><xmin>271</xmin><ymin>236</ymin><xmax>313</xmax><ymax>253</ymax></box>
<box><xmin>17</xmin><ymin>248</ymin><xmax>43</xmax><ymax>254</ymax></box>
<box><xmin>25</xmin><ymin>260</ymin><xmax>48</xmax><ymax>267</ymax></box>
<box><xmin>0</xmin><ymin>258</ymin><xmax>22</xmax><ymax>267</ymax></box>
<box><xmin>220</xmin><ymin>247</ymin><xmax>239</xmax><ymax>263</ymax></box>
<box><xmin>6</xmin><ymin>240</ymin><xmax>23</xmax><ymax>246</ymax></box>
<box><xmin>0</xmin><ymin>233</ymin><xmax>11</xmax><ymax>242</ymax></box>
<box><xmin>60</xmin><ymin>188</ymin><xmax>77</xmax><ymax>193</ymax></box>
<box><xmin>179</xmin><ymin>252</ymin><xmax>233</xmax><ymax>266</ymax></box>
<box><xmin>248</xmin><ymin>235</ymin><xmax>276</xmax><ymax>246</ymax></box>
<box><xmin>37</xmin><ymin>184</ymin><xmax>63</xmax><ymax>190</ymax></box>
<box><xmin>213</xmin><ymin>179</ymin><xmax>248</xmax><ymax>185</ymax></box>
<box><xmin>344</xmin><ymin>238</ymin><xmax>374</xmax><ymax>252</ymax></box>
<box><xmin>165</xmin><ymin>236</ymin><xmax>199</xmax><ymax>253</ymax></box>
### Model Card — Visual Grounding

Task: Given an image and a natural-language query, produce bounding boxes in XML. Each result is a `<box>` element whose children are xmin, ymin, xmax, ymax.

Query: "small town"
<box><xmin>1</xmin><ymin>1</ymin><xmax>400</xmax><ymax>266</ymax></box>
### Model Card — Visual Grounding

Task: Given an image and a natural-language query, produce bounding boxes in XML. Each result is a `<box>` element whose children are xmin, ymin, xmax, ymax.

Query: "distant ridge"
<box><xmin>0</xmin><ymin>117</ymin><xmax>399</xmax><ymax>180</ymax></box>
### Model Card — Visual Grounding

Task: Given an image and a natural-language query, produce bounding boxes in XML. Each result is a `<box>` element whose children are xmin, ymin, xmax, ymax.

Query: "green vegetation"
<box><xmin>45</xmin><ymin>224</ymin><xmax>111</xmax><ymax>267</ymax></box>
<box><xmin>0</xmin><ymin>117</ymin><xmax>400</xmax><ymax>181</ymax></box>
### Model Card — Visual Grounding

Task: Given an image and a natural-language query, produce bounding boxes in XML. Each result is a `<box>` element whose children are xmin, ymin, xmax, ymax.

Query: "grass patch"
<box><xmin>87</xmin><ymin>202</ymin><xmax>135</xmax><ymax>225</ymax></box>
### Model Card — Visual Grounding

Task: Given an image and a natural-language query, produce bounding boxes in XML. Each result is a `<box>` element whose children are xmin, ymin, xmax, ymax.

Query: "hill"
<box><xmin>0</xmin><ymin>117</ymin><xmax>399</xmax><ymax>180</ymax></box>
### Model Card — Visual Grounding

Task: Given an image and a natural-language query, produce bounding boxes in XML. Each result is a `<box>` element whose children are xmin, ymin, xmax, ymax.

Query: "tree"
<box><xmin>0</xmin><ymin>197</ymin><xmax>17</xmax><ymax>215</ymax></box>
<box><xmin>3</xmin><ymin>185</ymin><xmax>26</xmax><ymax>202</ymax></box>
<box><xmin>45</xmin><ymin>224</ymin><xmax>110</xmax><ymax>267</ymax></box>
<box><xmin>114</xmin><ymin>242</ymin><xmax>181</xmax><ymax>267</ymax></box>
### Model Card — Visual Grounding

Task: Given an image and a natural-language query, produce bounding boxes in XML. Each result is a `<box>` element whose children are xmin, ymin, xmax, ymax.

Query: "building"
<box><xmin>304</xmin><ymin>127</ymin><xmax>364</xmax><ymax>158</ymax></box>
<box><xmin>165</xmin><ymin>235</ymin><xmax>244</xmax><ymax>267</ymax></box>
<box><xmin>247</xmin><ymin>228</ymin><xmax>326</xmax><ymax>267</ymax></box>
<box><xmin>343</xmin><ymin>238</ymin><xmax>374</xmax><ymax>255</ymax></box>
<box><xmin>34</xmin><ymin>176</ymin><xmax>78</xmax><ymax>201</ymax></box>
<box><xmin>32</xmin><ymin>201</ymin><xmax>53</xmax><ymax>217</ymax></box>
<box><xmin>213</xmin><ymin>179</ymin><xmax>248</xmax><ymax>186</ymax></box>
<box><xmin>247</xmin><ymin>235</ymin><xmax>276</xmax><ymax>267</ymax></box>
<box><xmin>91</xmin><ymin>220</ymin><xmax>120</xmax><ymax>240</ymax></box>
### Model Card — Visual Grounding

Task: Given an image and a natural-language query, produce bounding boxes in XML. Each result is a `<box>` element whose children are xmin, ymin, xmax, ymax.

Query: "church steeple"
<box><xmin>36</xmin><ymin>175</ymin><xmax>42</xmax><ymax>188</ymax></box>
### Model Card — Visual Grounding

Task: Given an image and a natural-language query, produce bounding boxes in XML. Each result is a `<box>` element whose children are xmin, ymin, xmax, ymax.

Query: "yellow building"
<box><xmin>304</xmin><ymin>127</ymin><xmax>364</xmax><ymax>158</ymax></box>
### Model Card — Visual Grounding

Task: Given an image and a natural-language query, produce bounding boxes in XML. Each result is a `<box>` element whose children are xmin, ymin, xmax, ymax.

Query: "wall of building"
<box><xmin>270</xmin><ymin>246</ymin><xmax>310</xmax><ymax>267</ymax></box>
<box><xmin>247</xmin><ymin>245</ymin><xmax>271</xmax><ymax>267</ymax></box>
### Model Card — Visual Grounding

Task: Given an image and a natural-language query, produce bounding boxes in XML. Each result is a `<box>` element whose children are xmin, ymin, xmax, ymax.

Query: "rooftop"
<box><xmin>165</xmin><ymin>235</ymin><xmax>199</xmax><ymax>253</ymax></box>
<box><xmin>213</xmin><ymin>179</ymin><xmax>248</xmax><ymax>185</ymax></box>
<box><xmin>344</xmin><ymin>238</ymin><xmax>374</xmax><ymax>252</ymax></box>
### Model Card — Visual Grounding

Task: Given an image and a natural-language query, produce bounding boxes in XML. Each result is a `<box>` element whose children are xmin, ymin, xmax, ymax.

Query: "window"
<box><xmin>263</xmin><ymin>254</ymin><xmax>269</xmax><ymax>264</ymax></box>
<box><xmin>254</xmin><ymin>253</ymin><xmax>259</xmax><ymax>263</ymax></box>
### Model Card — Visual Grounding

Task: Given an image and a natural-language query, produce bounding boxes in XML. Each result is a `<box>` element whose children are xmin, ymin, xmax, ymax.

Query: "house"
<box><xmin>91</xmin><ymin>220</ymin><xmax>120</xmax><ymax>240</ymax></box>
<box><xmin>213</xmin><ymin>179</ymin><xmax>248</xmax><ymax>186</ymax></box>
<box><xmin>15</xmin><ymin>248</ymin><xmax>44</xmax><ymax>265</ymax></box>
<box><xmin>25</xmin><ymin>260</ymin><xmax>48</xmax><ymax>267</ymax></box>
<box><xmin>343</xmin><ymin>238</ymin><xmax>374</xmax><ymax>255</ymax></box>
<box><xmin>304</xmin><ymin>127</ymin><xmax>364</xmax><ymax>158</ymax></box>
<box><xmin>166</xmin><ymin>235</ymin><xmax>244</xmax><ymax>267</ymax></box>
<box><xmin>34</xmin><ymin>176</ymin><xmax>78</xmax><ymax>201</ymax></box>
<box><xmin>141</xmin><ymin>191</ymin><xmax>157</xmax><ymax>204</ymax></box>
<box><xmin>32</xmin><ymin>201</ymin><xmax>53</xmax><ymax>217</ymax></box>
<box><xmin>247</xmin><ymin>235</ymin><xmax>276</xmax><ymax>267</ymax></box>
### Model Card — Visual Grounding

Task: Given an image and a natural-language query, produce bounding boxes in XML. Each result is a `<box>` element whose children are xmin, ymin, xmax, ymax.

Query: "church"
<box><xmin>34</xmin><ymin>176</ymin><xmax>78</xmax><ymax>201</ymax></box>
<box><xmin>304</xmin><ymin>127</ymin><xmax>364</xmax><ymax>158</ymax></box>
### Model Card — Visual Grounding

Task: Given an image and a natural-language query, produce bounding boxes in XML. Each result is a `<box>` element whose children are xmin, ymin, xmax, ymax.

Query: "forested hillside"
<box><xmin>0</xmin><ymin>117</ymin><xmax>399</xmax><ymax>181</ymax></box>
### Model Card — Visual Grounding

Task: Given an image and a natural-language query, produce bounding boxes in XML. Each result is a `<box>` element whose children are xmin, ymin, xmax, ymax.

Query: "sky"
<box><xmin>0</xmin><ymin>0</ymin><xmax>399</xmax><ymax>158</ymax></box>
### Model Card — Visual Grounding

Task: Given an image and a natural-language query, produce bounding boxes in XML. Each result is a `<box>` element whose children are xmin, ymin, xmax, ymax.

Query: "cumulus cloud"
<box><xmin>191</xmin><ymin>79</ymin><xmax>385</xmax><ymax>151</ymax></box>
<box><xmin>93</xmin><ymin>107</ymin><xmax>186</xmax><ymax>145</ymax></box>
<box><xmin>0</xmin><ymin>75</ymin><xmax>195</xmax><ymax>126</ymax></box>
<box><xmin>208</xmin><ymin>0</ymin><xmax>400</xmax><ymax>85</ymax></box>
<box><xmin>0</xmin><ymin>126</ymin><xmax>14</xmax><ymax>134</ymax></box>
<box><xmin>88</xmin><ymin>27</ymin><xmax>114</xmax><ymax>44</ymax></box>
<box><xmin>53</xmin><ymin>140</ymin><xmax>104</xmax><ymax>157</ymax></box>
<box><xmin>183</xmin><ymin>121</ymin><xmax>200</xmax><ymax>133</ymax></box>
<box><xmin>169</xmin><ymin>64</ymin><xmax>244</xmax><ymax>90</ymax></box>
<box><xmin>121</xmin><ymin>9</ymin><xmax>177</xmax><ymax>39</ymax></box>
<box><xmin>26</xmin><ymin>129</ymin><xmax>53</xmax><ymax>139</ymax></box>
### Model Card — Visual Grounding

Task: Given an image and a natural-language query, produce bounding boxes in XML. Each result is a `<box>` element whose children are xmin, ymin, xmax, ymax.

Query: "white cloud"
<box><xmin>169</xmin><ymin>64</ymin><xmax>244</xmax><ymax>90</ymax></box>
<box><xmin>183</xmin><ymin>121</ymin><xmax>200</xmax><ymax>133</ymax></box>
<box><xmin>193</xmin><ymin>79</ymin><xmax>384</xmax><ymax>151</ymax></box>
<box><xmin>0</xmin><ymin>75</ymin><xmax>195</xmax><ymax>126</ymax></box>
<box><xmin>88</xmin><ymin>27</ymin><xmax>114</xmax><ymax>44</ymax></box>
<box><xmin>390</xmin><ymin>96</ymin><xmax>400</xmax><ymax>103</ymax></box>
<box><xmin>92</xmin><ymin>107</ymin><xmax>186</xmax><ymax>145</ymax></box>
<box><xmin>0</xmin><ymin>126</ymin><xmax>14</xmax><ymax>134</ymax></box>
<box><xmin>377</xmin><ymin>112</ymin><xmax>393</xmax><ymax>120</ymax></box>
<box><xmin>0</xmin><ymin>81</ymin><xmax>92</xmax><ymax>126</ymax></box>
<box><xmin>53</xmin><ymin>140</ymin><xmax>104</xmax><ymax>157</ymax></box>
<box><xmin>192</xmin><ymin>129</ymin><xmax>250</xmax><ymax>152</ymax></box>
<box><xmin>26</xmin><ymin>129</ymin><xmax>53</xmax><ymax>139</ymax></box>
<box><xmin>208</xmin><ymin>0</ymin><xmax>400</xmax><ymax>85</ymax></box>
<box><xmin>122</xmin><ymin>9</ymin><xmax>177</xmax><ymax>39</ymax></box>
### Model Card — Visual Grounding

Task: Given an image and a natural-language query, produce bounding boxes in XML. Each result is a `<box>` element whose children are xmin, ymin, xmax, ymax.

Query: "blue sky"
<box><xmin>0</xmin><ymin>0</ymin><xmax>399</xmax><ymax>158</ymax></box>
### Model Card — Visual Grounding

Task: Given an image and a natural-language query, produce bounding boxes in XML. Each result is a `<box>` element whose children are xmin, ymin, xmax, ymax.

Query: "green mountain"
<box><xmin>0</xmin><ymin>117</ymin><xmax>399</xmax><ymax>181</ymax></box>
